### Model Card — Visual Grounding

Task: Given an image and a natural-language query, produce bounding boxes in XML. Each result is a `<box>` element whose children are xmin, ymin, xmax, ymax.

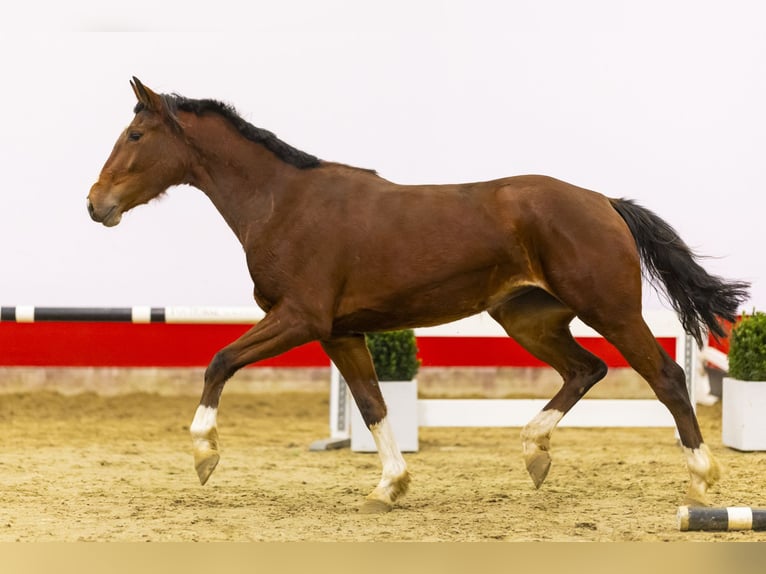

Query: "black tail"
<box><xmin>610</xmin><ymin>198</ymin><xmax>750</xmax><ymax>346</ymax></box>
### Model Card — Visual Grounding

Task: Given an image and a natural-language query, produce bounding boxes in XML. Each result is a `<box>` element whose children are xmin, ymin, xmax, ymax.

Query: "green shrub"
<box><xmin>365</xmin><ymin>329</ymin><xmax>421</xmax><ymax>381</ymax></box>
<box><xmin>728</xmin><ymin>311</ymin><xmax>766</xmax><ymax>381</ymax></box>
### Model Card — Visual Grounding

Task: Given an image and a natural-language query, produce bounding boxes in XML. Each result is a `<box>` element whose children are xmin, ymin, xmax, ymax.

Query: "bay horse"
<box><xmin>88</xmin><ymin>78</ymin><xmax>749</xmax><ymax>512</ymax></box>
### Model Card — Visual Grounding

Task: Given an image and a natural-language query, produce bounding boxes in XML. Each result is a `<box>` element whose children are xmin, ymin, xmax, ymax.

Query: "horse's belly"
<box><xmin>331</xmin><ymin>269</ymin><xmax>537</xmax><ymax>333</ymax></box>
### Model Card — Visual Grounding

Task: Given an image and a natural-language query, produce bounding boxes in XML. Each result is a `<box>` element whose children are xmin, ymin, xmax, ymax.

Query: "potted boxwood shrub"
<box><xmin>722</xmin><ymin>311</ymin><xmax>766</xmax><ymax>451</ymax></box>
<box><xmin>365</xmin><ymin>329</ymin><xmax>421</xmax><ymax>382</ymax></box>
<box><xmin>350</xmin><ymin>329</ymin><xmax>421</xmax><ymax>452</ymax></box>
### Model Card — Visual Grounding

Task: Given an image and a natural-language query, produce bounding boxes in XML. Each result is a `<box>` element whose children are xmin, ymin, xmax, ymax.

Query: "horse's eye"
<box><xmin>128</xmin><ymin>131</ymin><xmax>143</xmax><ymax>142</ymax></box>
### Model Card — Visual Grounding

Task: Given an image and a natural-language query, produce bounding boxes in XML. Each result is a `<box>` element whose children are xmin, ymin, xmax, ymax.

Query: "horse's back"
<box><xmin>489</xmin><ymin>174</ymin><xmax>615</xmax><ymax>215</ymax></box>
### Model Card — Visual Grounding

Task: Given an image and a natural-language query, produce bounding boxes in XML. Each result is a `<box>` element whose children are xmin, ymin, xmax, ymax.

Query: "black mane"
<box><xmin>134</xmin><ymin>96</ymin><xmax>322</xmax><ymax>170</ymax></box>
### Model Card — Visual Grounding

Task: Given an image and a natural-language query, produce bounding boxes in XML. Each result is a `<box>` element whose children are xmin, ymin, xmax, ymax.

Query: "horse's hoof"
<box><xmin>194</xmin><ymin>451</ymin><xmax>220</xmax><ymax>485</ymax></box>
<box><xmin>525</xmin><ymin>451</ymin><xmax>551</xmax><ymax>489</ymax></box>
<box><xmin>359</xmin><ymin>499</ymin><xmax>393</xmax><ymax>514</ymax></box>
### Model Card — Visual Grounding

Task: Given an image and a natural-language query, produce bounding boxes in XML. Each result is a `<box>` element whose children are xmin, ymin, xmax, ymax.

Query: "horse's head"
<box><xmin>87</xmin><ymin>77</ymin><xmax>191</xmax><ymax>227</ymax></box>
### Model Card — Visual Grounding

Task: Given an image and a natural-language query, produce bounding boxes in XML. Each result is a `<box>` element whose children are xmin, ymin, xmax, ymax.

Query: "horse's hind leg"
<box><xmin>321</xmin><ymin>335</ymin><xmax>410</xmax><ymax>513</ymax></box>
<box><xmin>490</xmin><ymin>289</ymin><xmax>608</xmax><ymax>489</ymax></box>
<box><xmin>585</xmin><ymin>313</ymin><xmax>720</xmax><ymax>506</ymax></box>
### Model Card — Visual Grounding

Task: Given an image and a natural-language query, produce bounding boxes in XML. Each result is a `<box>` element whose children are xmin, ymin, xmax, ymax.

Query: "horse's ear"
<box><xmin>129</xmin><ymin>77</ymin><xmax>182</xmax><ymax>131</ymax></box>
<box><xmin>130</xmin><ymin>77</ymin><xmax>163</xmax><ymax>113</ymax></box>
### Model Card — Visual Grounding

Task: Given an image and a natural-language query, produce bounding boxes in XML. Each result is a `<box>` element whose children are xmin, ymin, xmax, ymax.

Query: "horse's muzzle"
<box><xmin>86</xmin><ymin>195</ymin><xmax>122</xmax><ymax>227</ymax></box>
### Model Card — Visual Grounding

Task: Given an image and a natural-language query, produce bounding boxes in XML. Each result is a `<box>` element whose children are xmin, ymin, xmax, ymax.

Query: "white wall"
<box><xmin>1</xmin><ymin>1</ymin><xmax>762</xmax><ymax>312</ymax></box>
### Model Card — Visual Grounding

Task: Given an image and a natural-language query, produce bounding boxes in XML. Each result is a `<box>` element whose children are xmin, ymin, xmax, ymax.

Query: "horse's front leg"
<box><xmin>321</xmin><ymin>335</ymin><xmax>410</xmax><ymax>513</ymax></box>
<box><xmin>191</xmin><ymin>307</ymin><xmax>316</xmax><ymax>485</ymax></box>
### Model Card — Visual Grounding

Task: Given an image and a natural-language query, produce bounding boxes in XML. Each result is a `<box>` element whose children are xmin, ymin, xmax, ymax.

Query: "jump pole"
<box><xmin>0</xmin><ymin>306</ymin><xmax>264</xmax><ymax>324</ymax></box>
<box><xmin>678</xmin><ymin>506</ymin><xmax>766</xmax><ymax>531</ymax></box>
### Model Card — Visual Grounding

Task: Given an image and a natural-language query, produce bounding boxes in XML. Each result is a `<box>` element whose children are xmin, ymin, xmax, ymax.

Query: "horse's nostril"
<box><xmin>87</xmin><ymin>198</ymin><xmax>95</xmax><ymax>217</ymax></box>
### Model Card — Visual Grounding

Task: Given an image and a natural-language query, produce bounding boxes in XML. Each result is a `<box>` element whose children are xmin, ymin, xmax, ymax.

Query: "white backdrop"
<box><xmin>1</xmin><ymin>1</ymin><xmax>762</xmax><ymax>312</ymax></box>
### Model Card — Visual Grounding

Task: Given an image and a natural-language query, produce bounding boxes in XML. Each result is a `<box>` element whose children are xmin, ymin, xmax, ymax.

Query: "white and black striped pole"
<box><xmin>0</xmin><ymin>306</ymin><xmax>264</xmax><ymax>324</ymax></box>
<box><xmin>678</xmin><ymin>506</ymin><xmax>766</xmax><ymax>531</ymax></box>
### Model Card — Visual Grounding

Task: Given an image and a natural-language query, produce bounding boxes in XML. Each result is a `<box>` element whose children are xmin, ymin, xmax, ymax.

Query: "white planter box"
<box><xmin>350</xmin><ymin>379</ymin><xmax>419</xmax><ymax>452</ymax></box>
<box><xmin>722</xmin><ymin>377</ymin><xmax>766</xmax><ymax>451</ymax></box>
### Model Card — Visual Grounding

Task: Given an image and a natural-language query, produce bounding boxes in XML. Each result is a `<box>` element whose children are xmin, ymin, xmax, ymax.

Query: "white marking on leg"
<box><xmin>682</xmin><ymin>443</ymin><xmax>720</xmax><ymax>503</ymax></box>
<box><xmin>367</xmin><ymin>417</ymin><xmax>409</xmax><ymax>505</ymax></box>
<box><xmin>521</xmin><ymin>409</ymin><xmax>564</xmax><ymax>455</ymax></box>
<box><xmin>190</xmin><ymin>405</ymin><xmax>218</xmax><ymax>450</ymax></box>
<box><xmin>191</xmin><ymin>405</ymin><xmax>218</xmax><ymax>436</ymax></box>
<box><xmin>190</xmin><ymin>405</ymin><xmax>221</xmax><ymax>485</ymax></box>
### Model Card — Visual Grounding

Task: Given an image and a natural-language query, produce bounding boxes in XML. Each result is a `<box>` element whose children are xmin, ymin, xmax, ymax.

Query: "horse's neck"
<box><xmin>184</xmin><ymin>117</ymin><xmax>295</xmax><ymax>245</ymax></box>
